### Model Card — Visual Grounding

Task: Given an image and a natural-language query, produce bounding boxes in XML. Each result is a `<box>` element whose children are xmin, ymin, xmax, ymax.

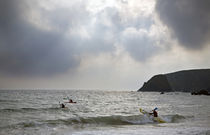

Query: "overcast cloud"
<box><xmin>0</xmin><ymin>0</ymin><xmax>209</xmax><ymax>89</ymax></box>
<box><xmin>0</xmin><ymin>0</ymin><xmax>159</xmax><ymax>76</ymax></box>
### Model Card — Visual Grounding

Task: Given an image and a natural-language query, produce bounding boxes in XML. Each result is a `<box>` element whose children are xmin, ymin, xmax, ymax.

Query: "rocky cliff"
<box><xmin>138</xmin><ymin>69</ymin><xmax>210</xmax><ymax>92</ymax></box>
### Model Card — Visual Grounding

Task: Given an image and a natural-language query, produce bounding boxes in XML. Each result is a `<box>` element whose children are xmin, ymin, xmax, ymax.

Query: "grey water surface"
<box><xmin>0</xmin><ymin>90</ymin><xmax>210</xmax><ymax>135</ymax></box>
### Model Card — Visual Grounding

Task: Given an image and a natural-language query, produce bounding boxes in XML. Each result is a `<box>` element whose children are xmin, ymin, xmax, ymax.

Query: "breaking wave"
<box><xmin>1</xmin><ymin>114</ymin><xmax>188</xmax><ymax>130</ymax></box>
<box><xmin>45</xmin><ymin>114</ymin><xmax>187</xmax><ymax>125</ymax></box>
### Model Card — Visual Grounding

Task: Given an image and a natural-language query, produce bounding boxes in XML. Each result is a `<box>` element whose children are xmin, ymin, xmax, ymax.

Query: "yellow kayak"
<box><xmin>139</xmin><ymin>108</ymin><xmax>166</xmax><ymax>123</ymax></box>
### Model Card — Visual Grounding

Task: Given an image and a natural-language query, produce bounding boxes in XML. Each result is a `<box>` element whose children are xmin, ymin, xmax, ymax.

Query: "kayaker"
<box><xmin>69</xmin><ymin>99</ymin><xmax>73</xmax><ymax>103</ymax></box>
<box><xmin>59</xmin><ymin>102</ymin><xmax>66</xmax><ymax>108</ymax></box>
<box><xmin>67</xmin><ymin>98</ymin><xmax>76</xmax><ymax>103</ymax></box>
<box><xmin>149</xmin><ymin>107</ymin><xmax>158</xmax><ymax>117</ymax></box>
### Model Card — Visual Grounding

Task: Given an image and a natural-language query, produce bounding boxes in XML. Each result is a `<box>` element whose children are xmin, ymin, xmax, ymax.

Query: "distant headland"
<box><xmin>138</xmin><ymin>69</ymin><xmax>210</xmax><ymax>93</ymax></box>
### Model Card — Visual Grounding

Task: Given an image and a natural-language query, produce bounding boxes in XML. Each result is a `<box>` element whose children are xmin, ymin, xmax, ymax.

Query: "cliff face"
<box><xmin>138</xmin><ymin>69</ymin><xmax>210</xmax><ymax>92</ymax></box>
<box><xmin>139</xmin><ymin>75</ymin><xmax>172</xmax><ymax>92</ymax></box>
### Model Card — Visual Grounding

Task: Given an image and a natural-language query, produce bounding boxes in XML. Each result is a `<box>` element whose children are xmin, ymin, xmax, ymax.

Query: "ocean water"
<box><xmin>0</xmin><ymin>90</ymin><xmax>210</xmax><ymax>135</ymax></box>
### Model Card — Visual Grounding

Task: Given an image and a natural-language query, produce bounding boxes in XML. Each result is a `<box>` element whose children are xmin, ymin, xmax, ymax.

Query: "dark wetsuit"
<box><xmin>61</xmin><ymin>104</ymin><xmax>65</xmax><ymax>108</ymax></box>
<box><xmin>153</xmin><ymin>110</ymin><xmax>158</xmax><ymax>117</ymax></box>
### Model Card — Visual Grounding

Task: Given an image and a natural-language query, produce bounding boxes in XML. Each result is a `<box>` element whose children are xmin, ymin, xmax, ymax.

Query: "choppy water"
<box><xmin>0</xmin><ymin>90</ymin><xmax>210</xmax><ymax>135</ymax></box>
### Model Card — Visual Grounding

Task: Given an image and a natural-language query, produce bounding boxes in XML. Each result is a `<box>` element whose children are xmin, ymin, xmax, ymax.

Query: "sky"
<box><xmin>0</xmin><ymin>0</ymin><xmax>210</xmax><ymax>90</ymax></box>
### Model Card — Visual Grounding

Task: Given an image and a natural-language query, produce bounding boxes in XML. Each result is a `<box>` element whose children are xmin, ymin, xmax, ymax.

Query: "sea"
<box><xmin>0</xmin><ymin>90</ymin><xmax>210</xmax><ymax>135</ymax></box>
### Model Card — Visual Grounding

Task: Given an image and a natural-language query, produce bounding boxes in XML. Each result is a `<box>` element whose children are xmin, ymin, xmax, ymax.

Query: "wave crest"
<box><xmin>45</xmin><ymin>114</ymin><xmax>186</xmax><ymax>126</ymax></box>
<box><xmin>1</xmin><ymin>114</ymin><xmax>188</xmax><ymax>130</ymax></box>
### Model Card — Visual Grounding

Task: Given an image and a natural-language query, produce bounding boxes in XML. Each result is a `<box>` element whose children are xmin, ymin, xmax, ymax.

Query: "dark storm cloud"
<box><xmin>0</xmin><ymin>0</ymin><xmax>82</xmax><ymax>76</ymax></box>
<box><xmin>156</xmin><ymin>0</ymin><xmax>210</xmax><ymax>49</ymax></box>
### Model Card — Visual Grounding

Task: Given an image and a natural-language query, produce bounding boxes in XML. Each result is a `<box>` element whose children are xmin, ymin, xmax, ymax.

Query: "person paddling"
<box><xmin>66</xmin><ymin>98</ymin><xmax>76</xmax><ymax>103</ymax></box>
<box><xmin>59</xmin><ymin>102</ymin><xmax>66</xmax><ymax>108</ymax></box>
<box><xmin>149</xmin><ymin>107</ymin><xmax>158</xmax><ymax>117</ymax></box>
<box><xmin>69</xmin><ymin>99</ymin><xmax>73</xmax><ymax>103</ymax></box>
<box><xmin>61</xmin><ymin>103</ymin><xmax>65</xmax><ymax>108</ymax></box>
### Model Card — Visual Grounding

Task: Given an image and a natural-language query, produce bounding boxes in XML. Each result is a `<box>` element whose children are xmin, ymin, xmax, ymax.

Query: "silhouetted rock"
<box><xmin>139</xmin><ymin>75</ymin><xmax>172</xmax><ymax>92</ymax></box>
<box><xmin>191</xmin><ymin>90</ymin><xmax>210</xmax><ymax>95</ymax></box>
<box><xmin>138</xmin><ymin>69</ymin><xmax>210</xmax><ymax>92</ymax></box>
<box><xmin>160</xmin><ymin>92</ymin><xmax>165</xmax><ymax>94</ymax></box>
